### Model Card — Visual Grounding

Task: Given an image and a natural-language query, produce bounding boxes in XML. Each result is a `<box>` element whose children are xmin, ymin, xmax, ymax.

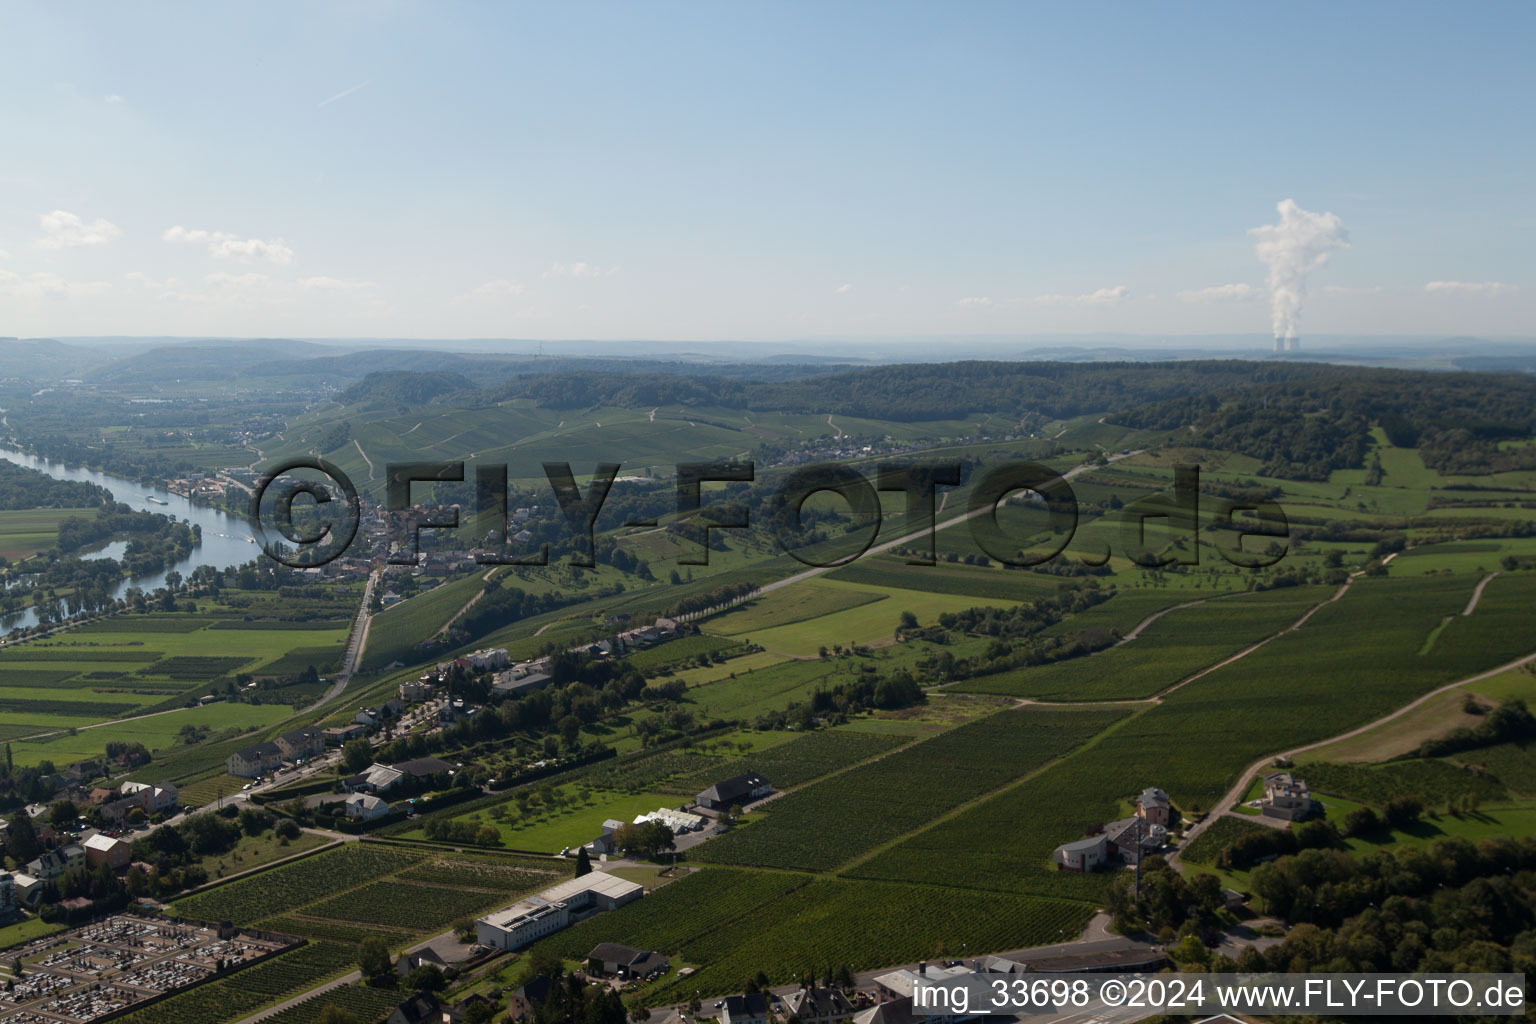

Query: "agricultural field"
<box><xmin>695</xmin><ymin>706</ymin><xmax>1130</xmax><ymax>872</ymax></box>
<box><xmin>533</xmin><ymin>867</ymin><xmax>1093</xmax><ymax>999</ymax></box>
<box><xmin>1298</xmin><ymin>759</ymin><xmax>1509</xmax><ymax>809</ymax></box>
<box><xmin>176</xmin><ymin>842</ymin><xmax>565</xmax><ymax>946</ymax></box>
<box><xmin>954</xmin><ymin>585</ymin><xmax>1331</xmax><ymax>700</ymax></box>
<box><xmin>1176</xmin><ymin>815</ymin><xmax>1274</xmax><ymax>865</ymax></box>
<box><xmin>0</xmin><ymin>507</ymin><xmax>98</xmax><ymax>559</ymax></box>
<box><xmin>722</xmin><ymin>581</ymin><xmax>1001</xmax><ymax>657</ymax></box>
<box><xmin>706</xmin><ymin>580</ymin><xmax>887</xmax><ymax>634</ymax></box>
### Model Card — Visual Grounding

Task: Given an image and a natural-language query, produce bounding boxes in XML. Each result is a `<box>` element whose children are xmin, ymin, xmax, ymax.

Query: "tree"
<box><xmin>404</xmin><ymin>964</ymin><xmax>446</xmax><ymax>993</ymax></box>
<box><xmin>7</xmin><ymin>812</ymin><xmax>40</xmax><ymax>863</ymax></box>
<box><xmin>574</xmin><ymin>846</ymin><xmax>593</xmax><ymax>876</ymax></box>
<box><xmin>473</xmin><ymin>825</ymin><xmax>501</xmax><ymax>847</ymax></box>
<box><xmin>358</xmin><ymin>936</ymin><xmax>393</xmax><ymax>986</ymax></box>
<box><xmin>274</xmin><ymin>818</ymin><xmax>302</xmax><ymax>840</ymax></box>
<box><xmin>342</xmin><ymin>740</ymin><xmax>373</xmax><ymax>774</ymax></box>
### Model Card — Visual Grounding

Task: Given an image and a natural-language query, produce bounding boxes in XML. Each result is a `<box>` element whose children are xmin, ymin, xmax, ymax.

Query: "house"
<box><xmin>11</xmin><ymin>873</ymin><xmax>44</xmax><ymax>909</ymax></box>
<box><xmin>695</xmin><ymin>772</ymin><xmax>772</xmax><ymax>811</ymax></box>
<box><xmin>355</xmin><ymin>708</ymin><xmax>383</xmax><ymax>727</ymax></box>
<box><xmin>345</xmin><ymin>793</ymin><xmax>391</xmax><ymax>821</ymax></box>
<box><xmin>323</xmin><ymin>724</ymin><xmax>367</xmax><ymax>745</ymax></box>
<box><xmin>476</xmin><ymin>872</ymin><xmax>643</xmax><ymax>950</ymax></box>
<box><xmin>343</xmin><ymin>763</ymin><xmax>406</xmax><ymax>794</ymax></box>
<box><xmin>387</xmin><ymin>992</ymin><xmax>443</xmax><ymax>1024</ymax></box>
<box><xmin>83</xmin><ymin>833</ymin><xmax>131</xmax><ymax>871</ymax></box>
<box><xmin>585</xmin><ymin>942</ymin><xmax>670</xmax><ymax>980</ymax></box>
<box><xmin>100</xmin><ymin>797</ymin><xmax>143</xmax><ymax>826</ymax></box>
<box><xmin>395</xmin><ymin>945</ymin><xmax>448</xmax><ymax>978</ymax></box>
<box><xmin>508</xmin><ymin>975</ymin><xmax>555</xmax><ymax>1021</ymax></box>
<box><xmin>228</xmin><ymin>741</ymin><xmax>284</xmax><ymax>778</ymax></box>
<box><xmin>399</xmin><ymin>679</ymin><xmax>437</xmax><ymax>703</ymax></box>
<box><xmin>1135</xmin><ymin>786</ymin><xmax>1172</xmax><ymax>826</ymax></box>
<box><xmin>88</xmin><ymin>787</ymin><xmax>115</xmax><ymax>805</ymax></box>
<box><xmin>27</xmin><ymin>843</ymin><xmax>85</xmax><ymax>880</ymax></box>
<box><xmin>1261</xmin><ymin>771</ymin><xmax>1317</xmax><ymax>820</ymax></box>
<box><xmin>275</xmin><ymin>727</ymin><xmax>325</xmax><ymax>762</ymax></box>
<box><xmin>1052</xmin><ymin>834</ymin><xmax>1109</xmax><ymax>872</ymax></box>
<box><xmin>720</xmin><ymin>994</ymin><xmax>770</xmax><ymax>1024</ymax></box>
<box><xmin>782</xmin><ymin>988</ymin><xmax>855</xmax><ymax>1024</ymax></box>
<box><xmin>1104</xmin><ymin>817</ymin><xmax>1165</xmax><ymax>858</ymax></box>
<box><xmin>465</xmin><ymin>648</ymin><xmax>510</xmax><ymax>671</ymax></box>
<box><xmin>438</xmin><ymin>700</ymin><xmax>482</xmax><ymax>724</ymax></box>
<box><xmin>0</xmin><ymin>872</ymin><xmax>15</xmax><ymax>925</ymax></box>
<box><xmin>585</xmin><ymin>818</ymin><xmax>627</xmax><ymax>856</ymax></box>
<box><xmin>121</xmin><ymin>780</ymin><xmax>179</xmax><ymax>814</ymax></box>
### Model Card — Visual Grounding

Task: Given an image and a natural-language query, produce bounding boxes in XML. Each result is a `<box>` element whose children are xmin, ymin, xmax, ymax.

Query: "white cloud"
<box><xmin>1030</xmin><ymin>285</ymin><xmax>1128</xmax><ymax>306</ymax></box>
<box><xmin>955</xmin><ymin>296</ymin><xmax>994</xmax><ymax>307</ymax></box>
<box><xmin>204</xmin><ymin>271</ymin><xmax>273</xmax><ymax>290</ymax></box>
<box><xmin>0</xmin><ymin>269</ymin><xmax>111</xmax><ymax>298</ymax></box>
<box><xmin>1175</xmin><ymin>283</ymin><xmax>1255</xmax><ymax>303</ymax></box>
<box><xmin>104</xmin><ymin>94</ymin><xmax>124</xmax><ymax>104</ymax></box>
<box><xmin>300</xmin><ymin>276</ymin><xmax>377</xmax><ymax>294</ymax></box>
<box><xmin>163</xmin><ymin>225</ymin><xmax>294</xmax><ymax>265</ymax></box>
<box><xmin>0</xmin><ymin>249</ymin><xmax>10</xmax><ymax>261</ymax></box>
<box><xmin>318</xmin><ymin>81</ymin><xmax>370</xmax><ymax>108</ymax></box>
<box><xmin>38</xmin><ymin>210</ymin><xmax>121</xmax><ymax>249</ymax></box>
<box><xmin>1424</xmin><ymin>280</ymin><xmax>1518</xmax><ymax>297</ymax></box>
<box><xmin>835</xmin><ymin>283</ymin><xmax>854</xmax><ymax>295</ymax></box>
<box><xmin>1320</xmin><ymin>284</ymin><xmax>1385</xmax><ymax>296</ymax></box>
<box><xmin>458</xmin><ymin>279</ymin><xmax>526</xmax><ymax>300</ymax></box>
<box><xmin>544</xmin><ymin>261</ymin><xmax>619</xmax><ymax>279</ymax></box>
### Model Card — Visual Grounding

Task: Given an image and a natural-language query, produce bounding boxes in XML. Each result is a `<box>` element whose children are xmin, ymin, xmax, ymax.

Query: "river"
<box><xmin>0</xmin><ymin>448</ymin><xmax>260</xmax><ymax>631</ymax></box>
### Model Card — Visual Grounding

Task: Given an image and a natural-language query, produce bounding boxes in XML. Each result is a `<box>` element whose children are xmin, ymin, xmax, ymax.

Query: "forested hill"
<box><xmin>486</xmin><ymin>360</ymin><xmax>1536</xmax><ymax>480</ymax></box>
<box><xmin>0</xmin><ymin>460</ymin><xmax>109</xmax><ymax>510</ymax></box>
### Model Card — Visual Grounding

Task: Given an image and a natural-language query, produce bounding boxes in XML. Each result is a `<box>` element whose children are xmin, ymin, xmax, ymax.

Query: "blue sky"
<box><xmin>2</xmin><ymin>2</ymin><xmax>1532</xmax><ymax>341</ymax></box>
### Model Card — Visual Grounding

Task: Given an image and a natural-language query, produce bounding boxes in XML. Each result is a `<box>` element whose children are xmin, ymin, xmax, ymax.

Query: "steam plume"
<box><xmin>1249</xmin><ymin>199</ymin><xmax>1349</xmax><ymax>340</ymax></box>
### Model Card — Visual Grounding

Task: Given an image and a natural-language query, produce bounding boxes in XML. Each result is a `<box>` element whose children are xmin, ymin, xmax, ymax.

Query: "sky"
<box><xmin>2</xmin><ymin>2</ymin><xmax>1533</xmax><ymax>342</ymax></box>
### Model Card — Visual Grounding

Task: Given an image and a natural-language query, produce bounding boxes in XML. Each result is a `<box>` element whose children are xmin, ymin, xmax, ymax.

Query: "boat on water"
<box><xmin>144</xmin><ymin>495</ymin><xmax>169</xmax><ymax>505</ymax></box>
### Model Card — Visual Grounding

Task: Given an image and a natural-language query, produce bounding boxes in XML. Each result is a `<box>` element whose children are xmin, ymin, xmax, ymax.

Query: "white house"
<box><xmin>1052</xmin><ymin>834</ymin><xmax>1109</xmax><ymax>872</ymax></box>
<box><xmin>345</xmin><ymin>793</ymin><xmax>390</xmax><ymax>821</ymax></box>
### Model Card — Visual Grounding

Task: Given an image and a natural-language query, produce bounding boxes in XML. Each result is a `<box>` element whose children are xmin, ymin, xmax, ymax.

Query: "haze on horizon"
<box><xmin>2</xmin><ymin>2</ymin><xmax>1532</xmax><ymax>342</ymax></box>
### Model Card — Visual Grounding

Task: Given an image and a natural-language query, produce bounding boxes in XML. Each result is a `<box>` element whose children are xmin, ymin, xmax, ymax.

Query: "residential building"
<box><xmin>275</xmin><ymin>727</ymin><xmax>325</xmax><ymax>762</ymax></box>
<box><xmin>11</xmin><ymin>873</ymin><xmax>43</xmax><ymax>909</ymax></box>
<box><xmin>227</xmin><ymin>741</ymin><xmax>283</xmax><ymax>778</ymax></box>
<box><xmin>465</xmin><ymin>648</ymin><xmax>510</xmax><ymax>671</ymax></box>
<box><xmin>83</xmin><ymin>833</ymin><xmax>131</xmax><ymax>871</ymax></box>
<box><xmin>0</xmin><ymin>872</ymin><xmax>15</xmax><ymax>925</ymax></box>
<box><xmin>387</xmin><ymin>992</ymin><xmax>443</xmax><ymax>1024</ymax></box>
<box><xmin>395</xmin><ymin>946</ymin><xmax>448</xmax><ymax>978</ymax></box>
<box><xmin>720</xmin><ymin>994</ymin><xmax>769</xmax><ymax>1024</ymax></box>
<box><xmin>782</xmin><ymin>988</ymin><xmax>855</xmax><ymax>1024</ymax></box>
<box><xmin>400</xmin><ymin>679</ymin><xmax>437</xmax><ymax>702</ymax></box>
<box><xmin>1261</xmin><ymin>771</ymin><xmax>1318</xmax><ymax>820</ymax></box>
<box><xmin>26</xmin><ymin>844</ymin><xmax>85</xmax><ymax>881</ymax></box>
<box><xmin>323</xmin><ymin>724</ymin><xmax>367</xmax><ymax>745</ymax></box>
<box><xmin>120</xmin><ymin>781</ymin><xmax>179</xmax><ymax>814</ymax></box>
<box><xmin>1135</xmin><ymin>786</ymin><xmax>1172</xmax><ymax>826</ymax></box>
<box><xmin>584</xmin><ymin>942</ymin><xmax>670</xmax><ymax>980</ymax></box>
<box><xmin>695</xmin><ymin>772</ymin><xmax>772</xmax><ymax>810</ymax></box>
<box><xmin>476</xmin><ymin>871</ymin><xmax>643</xmax><ymax>951</ymax></box>
<box><xmin>345</xmin><ymin>793</ymin><xmax>391</xmax><ymax>821</ymax></box>
<box><xmin>508</xmin><ymin>975</ymin><xmax>555</xmax><ymax>1021</ymax></box>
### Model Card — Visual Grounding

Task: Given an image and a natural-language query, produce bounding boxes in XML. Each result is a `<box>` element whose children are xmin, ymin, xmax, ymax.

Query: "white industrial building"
<box><xmin>475</xmin><ymin>871</ymin><xmax>643</xmax><ymax>950</ymax></box>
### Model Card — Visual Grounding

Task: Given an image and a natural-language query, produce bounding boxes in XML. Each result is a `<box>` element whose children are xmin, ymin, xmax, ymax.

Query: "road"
<box><xmin>319</xmin><ymin>568</ymin><xmax>380</xmax><ymax>707</ymax></box>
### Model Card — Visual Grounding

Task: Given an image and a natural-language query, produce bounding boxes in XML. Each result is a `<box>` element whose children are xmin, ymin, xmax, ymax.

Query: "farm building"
<box><xmin>343</xmin><ymin>763</ymin><xmax>406</xmax><ymax>794</ymax></box>
<box><xmin>1261</xmin><ymin>771</ymin><xmax>1318</xmax><ymax>820</ymax></box>
<box><xmin>1052</xmin><ymin>834</ymin><xmax>1109</xmax><ymax>872</ymax></box>
<box><xmin>634</xmin><ymin>808</ymin><xmax>706</xmax><ymax>833</ymax></box>
<box><xmin>475</xmin><ymin>871</ymin><xmax>643</xmax><ymax>951</ymax></box>
<box><xmin>584</xmin><ymin>942</ymin><xmax>670</xmax><ymax>980</ymax></box>
<box><xmin>695</xmin><ymin>772</ymin><xmax>772</xmax><ymax>810</ymax></box>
